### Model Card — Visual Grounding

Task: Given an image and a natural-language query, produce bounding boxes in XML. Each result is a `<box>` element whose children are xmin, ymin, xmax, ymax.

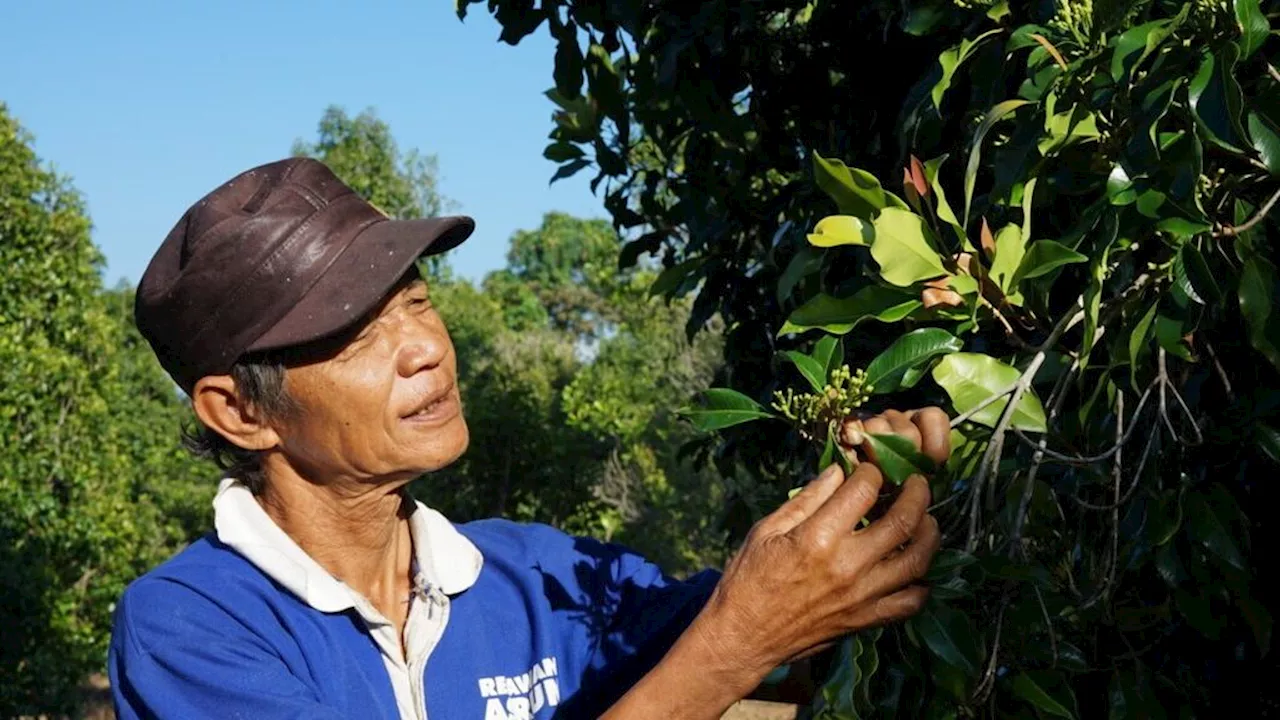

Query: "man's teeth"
<box><xmin>412</xmin><ymin>398</ymin><xmax>444</xmax><ymax>417</ymax></box>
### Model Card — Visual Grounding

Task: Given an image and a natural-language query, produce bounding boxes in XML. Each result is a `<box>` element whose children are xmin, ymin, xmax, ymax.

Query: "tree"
<box><xmin>0</xmin><ymin>105</ymin><xmax>215</xmax><ymax>715</ymax></box>
<box><xmin>465</xmin><ymin>0</ymin><xmax>1278</xmax><ymax>716</ymax></box>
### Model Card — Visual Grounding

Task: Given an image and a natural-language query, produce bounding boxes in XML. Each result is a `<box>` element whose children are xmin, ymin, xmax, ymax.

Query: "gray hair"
<box><xmin>182</xmin><ymin>354</ymin><xmax>295</xmax><ymax>495</ymax></box>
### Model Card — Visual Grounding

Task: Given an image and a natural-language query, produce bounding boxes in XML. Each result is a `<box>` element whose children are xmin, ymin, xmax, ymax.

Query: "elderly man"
<box><xmin>109</xmin><ymin>158</ymin><xmax>949</xmax><ymax>719</ymax></box>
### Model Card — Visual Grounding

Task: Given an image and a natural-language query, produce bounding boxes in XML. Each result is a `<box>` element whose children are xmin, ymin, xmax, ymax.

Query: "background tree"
<box><xmin>0</xmin><ymin>105</ymin><xmax>215</xmax><ymax>715</ymax></box>
<box><xmin>463</xmin><ymin>0</ymin><xmax>1279</xmax><ymax>716</ymax></box>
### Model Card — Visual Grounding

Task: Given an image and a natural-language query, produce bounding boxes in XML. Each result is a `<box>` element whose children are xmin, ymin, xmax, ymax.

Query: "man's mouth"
<box><xmin>403</xmin><ymin>385</ymin><xmax>457</xmax><ymax>421</ymax></box>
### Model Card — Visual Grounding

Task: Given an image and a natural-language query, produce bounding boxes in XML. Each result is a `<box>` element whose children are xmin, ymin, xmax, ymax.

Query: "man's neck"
<box><xmin>256</xmin><ymin>468</ymin><xmax>415</xmax><ymax>624</ymax></box>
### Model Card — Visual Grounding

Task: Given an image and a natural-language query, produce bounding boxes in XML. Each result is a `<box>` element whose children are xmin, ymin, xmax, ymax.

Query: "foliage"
<box><xmin>466</xmin><ymin>0</ymin><xmax>1279</xmax><ymax>715</ymax></box>
<box><xmin>419</xmin><ymin>212</ymin><xmax>730</xmax><ymax>571</ymax></box>
<box><xmin>0</xmin><ymin>105</ymin><xmax>215</xmax><ymax>715</ymax></box>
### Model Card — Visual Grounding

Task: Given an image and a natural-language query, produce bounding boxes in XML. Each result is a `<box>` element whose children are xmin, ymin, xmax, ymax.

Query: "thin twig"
<box><xmin>1216</xmin><ymin>186</ymin><xmax>1280</xmax><ymax>237</ymax></box>
<box><xmin>1034</xmin><ymin>585</ymin><xmax>1058</xmax><ymax>670</ymax></box>
<box><xmin>1270</xmin><ymin>62</ymin><xmax>1280</xmax><ymax>85</ymax></box>
<box><xmin>1010</xmin><ymin>383</ymin><xmax>1156</xmax><ymax>464</ymax></box>
<box><xmin>1008</xmin><ymin>361</ymin><xmax>1078</xmax><ymax>558</ymax></box>
<box><xmin>1072</xmin><ymin>422</ymin><xmax>1159</xmax><ymax>511</ymax></box>
<box><xmin>1106</xmin><ymin>392</ymin><xmax>1123</xmax><ymax>602</ymax></box>
<box><xmin>1205</xmin><ymin>341</ymin><xmax>1234</xmax><ymax>400</ymax></box>
<box><xmin>971</xmin><ymin>601</ymin><xmax>1006</xmax><ymax>704</ymax></box>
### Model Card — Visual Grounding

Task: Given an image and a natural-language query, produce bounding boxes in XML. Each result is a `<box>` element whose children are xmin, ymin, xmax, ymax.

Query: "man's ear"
<box><xmin>191</xmin><ymin>375</ymin><xmax>282</xmax><ymax>452</ymax></box>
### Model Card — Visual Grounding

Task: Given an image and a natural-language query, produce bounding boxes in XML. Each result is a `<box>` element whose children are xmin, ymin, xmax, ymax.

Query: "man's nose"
<box><xmin>395</xmin><ymin>321</ymin><xmax>447</xmax><ymax>377</ymax></box>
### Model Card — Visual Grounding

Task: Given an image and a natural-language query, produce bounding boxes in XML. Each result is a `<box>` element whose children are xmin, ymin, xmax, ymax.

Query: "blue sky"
<box><xmin>0</xmin><ymin>0</ymin><xmax>604</xmax><ymax>286</ymax></box>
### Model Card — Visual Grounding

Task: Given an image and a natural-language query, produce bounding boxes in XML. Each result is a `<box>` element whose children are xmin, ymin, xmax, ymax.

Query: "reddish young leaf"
<box><xmin>909</xmin><ymin>155</ymin><xmax>929</xmax><ymax>199</ymax></box>
<box><xmin>980</xmin><ymin>217</ymin><xmax>996</xmax><ymax>259</ymax></box>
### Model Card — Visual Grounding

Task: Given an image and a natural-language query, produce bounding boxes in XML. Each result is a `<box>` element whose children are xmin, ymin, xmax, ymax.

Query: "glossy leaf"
<box><xmin>679</xmin><ymin>389</ymin><xmax>775</xmax><ymax>431</ymax></box>
<box><xmin>1129</xmin><ymin>302</ymin><xmax>1159</xmax><ymax>387</ymax></box>
<box><xmin>1110</xmin><ymin>7</ymin><xmax>1188</xmax><ymax>81</ymax></box>
<box><xmin>1013</xmin><ymin>240</ymin><xmax>1088</xmax><ymax>284</ymax></box>
<box><xmin>648</xmin><ymin>257</ymin><xmax>703</xmax><ymax>298</ymax></box>
<box><xmin>1010</xmin><ymin>672</ymin><xmax>1076</xmax><ymax>719</ymax></box>
<box><xmin>1187</xmin><ymin>492</ymin><xmax>1246</xmax><ymax>572</ymax></box>
<box><xmin>913</xmin><ymin>602</ymin><xmax>981</xmax><ymax>676</ymax></box>
<box><xmin>1247</xmin><ymin>112</ymin><xmax>1280</xmax><ymax>175</ymax></box>
<box><xmin>924</xmin><ymin>155</ymin><xmax>968</xmax><ymax>249</ymax></box>
<box><xmin>1257</xmin><ymin>423</ymin><xmax>1280</xmax><ymax>464</ymax></box>
<box><xmin>783</xmin><ymin>350</ymin><xmax>827</xmax><ymax>393</ymax></box>
<box><xmin>870</xmin><ymin>208</ymin><xmax>948</xmax><ymax>287</ymax></box>
<box><xmin>777</xmin><ymin>246</ymin><xmax>824</xmax><ymax>303</ymax></box>
<box><xmin>988</xmin><ymin>223</ymin><xmax>1025</xmax><ymax>293</ymax></box>
<box><xmin>1235</xmin><ymin>0</ymin><xmax>1269</xmax><ymax>59</ymax></box>
<box><xmin>925</xmin><ymin>549</ymin><xmax>978</xmax><ymax>582</ymax></box>
<box><xmin>812</xmin><ymin>334</ymin><xmax>844</xmax><ymax>381</ymax></box>
<box><xmin>863</xmin><ymin>433</ymin><xmax>937</xmax><ymax>486</ymax></box>
<box><xmin>965</xmin><ymin>100</ymin><xmax>1032</xmax><ymax>225</ymax></box>
<box><xmin>864</xmin><ymin>328</ymin><xmax>963</xmax><ymax>395</ymax></box>
<box><xmin>932</xmin><ymin>353</ymin><xmax>1048</xmax><ymax>432</ymax></box>
<box><xmin>1188</xmin><ymin>46</ymin><xmax>1248</xmax><ymax>152</ymax></box>
<box><xmin>1177</xmin><ymin>244</ymin><xmax>1221</xmax><ymax>305</ymax></box>
<box><xmin>1240</xmin><ymin>254</ymin><xmax>1280</xmax><ymax>370</ymax></box>
<box><xmin>931</xmin><ymin>29</ymin><xmax>1003</xmax><ymax>110</ymax></box>
<box><xmin>780</xmin><ymin>288</ymin><xmax>922</xmax><ymax>336</ymax></box>
<box><xmin>813</xmin><ymin>152</ymin><xmax>907</xmax><ymax>219</ymax></box>
<box><xmin>808</xmin><ymin>215</ymin><xmax>873</xmax><ymax>247</ymax></box>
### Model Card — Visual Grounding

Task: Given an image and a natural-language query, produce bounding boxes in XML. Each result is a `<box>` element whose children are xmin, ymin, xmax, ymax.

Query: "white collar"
<box><xmin>213</xmin><ymin>478</ymin><xmax>484</xmax><ymax>614</ymax></box>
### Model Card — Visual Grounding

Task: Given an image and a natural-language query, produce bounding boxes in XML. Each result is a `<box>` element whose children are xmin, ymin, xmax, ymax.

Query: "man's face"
<box><xmin>265</xmin><ymin>273</ymin><xmax>469</xmax><ymax>484</ymax></box>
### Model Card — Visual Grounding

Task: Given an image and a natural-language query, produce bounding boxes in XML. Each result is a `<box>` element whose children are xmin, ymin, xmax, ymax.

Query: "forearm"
<box><xmin>600</xmin><ymin>613</ymin><xmax>770</xmax><ymax>720</ymax></box>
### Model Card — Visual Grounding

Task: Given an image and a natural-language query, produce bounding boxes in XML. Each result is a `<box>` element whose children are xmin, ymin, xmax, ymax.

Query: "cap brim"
<box><xmin>246</xmin><ymin>215</ymin><xmax>474</xmax><ymax>355</ymax></box>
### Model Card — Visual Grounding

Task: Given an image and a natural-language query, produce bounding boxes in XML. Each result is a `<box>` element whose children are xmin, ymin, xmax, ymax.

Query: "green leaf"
<box><xmin>1189</xmin><ymin>46</ymin><xmax>1248</xmax><ymax>153</ymax></box>
<box><xmin>550</xmin><ymin>158</ymin><xmax>592</xmax><ymax>184</ymax></box>
<box><xmin>780</xmin><ymin>288</ymin><xmax>922</xmax><ymax>336</ymax></box>
<box><xmin>777</xmin><ymin>246</ymin><xmax>824</xmax><ymax>303</ymax></box>
<box><xmin>813</xmin><ymin>151</ymin><xmax>908</xmax><ymax>219</ymax></box>
<box><xmin>1107</xmin><ymin>165</ymin><xmax>1137</xmax><ymax>206</ymax></box>
<box><xmin>819</xmin><ymin>429</ymin><xmax>838</xmax><ymax>474</ymax></box>
<box><xmin>913</xmin><ymin>602</ymin><xmax>981</xmax><ymax>676</ymax></box>
<box><xmin>1010</xmin><ymin>672</ymin><xmax>1076</xmax><ymax>719</ymax></box>
<box><xmin>1013</xmin><ymin>240</ymin><xmax>1088</xmax><ymax>284</ymax></box>
<box><xmin>932</xmin><ymin>28</ymin><xmax>1004</xmax><ymax>110</ymax></box>
<box><xmin>924</xmin><ymin>155</ymin><xmax>968</xmax><ymax>250</ymax></box>
<box><xmin>1247</xmin><ymin>112</ymin><xmax>1280</xmax><ymax>175</ymax></box>
<box><xmin>648</xmin><ymin>257</ymin><xmax>703</xmax><ymax>298</ymax></box>
<box><xmin>864</xmin><ymin>433</ymin><xmax>937</xmax><ymax>486</ymax></box>
<box><xmin>1021</xmin><ymin>176</ymin><xmax>1037</xmax><ymax>245</ymax></box>
<box><xmin>783</xmin><ymin>350</ymin><xmax>827</xmax><ymax>393</ymax></box>
<box><xmin>1110</xmin><ymin>6</ymin><xmax>1189</xmax><ymax>82</ymax></box>
<box><xmin>1235</xmin><ymin>0</ymin><xmax>1269</xmax><ymax>59</ymax></box>
<box><xmin>870</xmin><ymin>208</ymin><xmax>948</xmax><ymax>287</ymax></box>
<box><xmin>1240</xmin><ymin>254</ymin><xmax>1280</xmax><ymax>370</ymax></box>
<box><xmin>925</xmin><ymin>549</ymin><xmax>978</xmax><ymax>582</ymax></box>
<box><xmin>543</xmin><ymin>141</ymin><xmax>585</xmax><ymax>163</ymax></box>
<box><xmin>1187</xmin><ymin>490</ymin><xmax>1246</xmax><ymax>572</ymax></box>
<box><xmin>988</xmin><ymin>223</ymin><xmax>1026</xmax><ymax>293</ymax></box>
<box><xmin>864</xmin><ymin>328</ymin><xmax>963</xmax><ymax>395</ymax></box>
<box><xmin>808</xmin><ymin>215</ymin><xmax>872</xmax><ymax>247</ymax></box>
<box><xmin>965</xmin><ymin>100</ymin><xmax>1032</xmax><ymax>225</ymax></box>
<box><xmin>680</xmin><ymin>388</ymin><xmax>775</xmax><ymax>431</ymax></box>
<box><xmin>1039</xmin><ymin>101</ymin><xmax>1101</xmax><ymax>155</ymax></box>
<box><xmin>813</xmin><ymin>335</ymin><xmax>845</xmax><ymax>383</ymax></box>
<box><xmin>932</xmin><ymin>353</ymin><xmax>1048</xmax><ymax>432</ymax></box>
<box><xmin>1256</xmin><ymin>423</ymin><xmax>1280</xmax><ymax>464</ymax></box>
<box><xmin>1128</xmin><ymin>302</ymin><xmax>1159</xmax><ymax>388</ymax></box>
<box><xmin>1177</xmin><ymin>244</ymin><xmax>1222</xmax><ymax>305</ymax></box>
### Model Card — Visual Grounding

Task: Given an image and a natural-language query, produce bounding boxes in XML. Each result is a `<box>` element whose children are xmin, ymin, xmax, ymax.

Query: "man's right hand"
<box><xmin>689</xmin><ymin>461</ymin><xmax>940</xmax><ymax>686</ymax></box>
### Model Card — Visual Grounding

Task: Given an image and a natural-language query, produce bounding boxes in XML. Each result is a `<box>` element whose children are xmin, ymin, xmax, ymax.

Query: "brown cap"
<box><xmin>135</xmin><ymin>157</ymin><xmax>474</xmax><ymax>394</ymax></box>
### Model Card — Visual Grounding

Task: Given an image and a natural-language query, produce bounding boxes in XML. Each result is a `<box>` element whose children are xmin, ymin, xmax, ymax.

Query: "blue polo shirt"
<box><xmin>108</xmin><ymin>480</ymin><xmax>720</xmax><ymax>719</ymax></box>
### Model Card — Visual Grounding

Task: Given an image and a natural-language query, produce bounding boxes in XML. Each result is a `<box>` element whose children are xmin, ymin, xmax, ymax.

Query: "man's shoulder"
<box><xmin>113</xmin><ymin>534</ymin><xmax>294</xmax><ymax>648</ymax></box>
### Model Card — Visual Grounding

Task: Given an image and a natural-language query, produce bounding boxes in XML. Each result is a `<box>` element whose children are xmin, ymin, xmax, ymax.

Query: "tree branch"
<box><xmin>1215</xmin><ymin>186</ymin><xmax>1280</xmax><ymax>237</ymax></box>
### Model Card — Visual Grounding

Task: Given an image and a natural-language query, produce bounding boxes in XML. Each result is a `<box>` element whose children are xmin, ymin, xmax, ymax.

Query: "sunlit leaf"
<box><xmin>782</xmin><ymin>350</ymin><xmax>827</xmax><ymax>393</ymax></box>
<box><xmin>864</xmin><ymin>328</ymin><xmax>962</xmax><ymax>395</ymax></box>
<box><xmin>679</xmin><ymin>388</ymin><xmax>775</xmax><ymax>431</ymax></box>
<box><xmin>780</xmin><ymin>287</ymin><xmax>922</xmax><ymax>336</ymax></box>
<box><xmin>813</xmin><ymin>151</ymin><xmax>908</xmax><ymax>219</ymax></box>
<box><xmin>1013</xmin><ymin>239</ymin><xmax>1087</xmax><ymax>284</ymax></box>
<box><xmin>870</xmin><ymin>208</ymin><xmax>948</xmax><ymax>287</ymax></box>
<box><xmin>965</xmin><ymin>100</ymin><xmax>1032</xmax><ymax>225</ymax></box>
<box><xmin>1234</xmin><ymin>0</ymin><xmax>1269</xmax><ymax>59</ymax></box>
<box><xmin>1188</xmin><ymin>46</ymin><xmax>1248</xmax><ymax>153</ymax></box>
<box><xmin>932</xmin><ymin>353</ymin><xmax>1048</xmax><ymax>432</ymax></box>
<box><xmin>932</xmin><ymin>28</ymin><xmax>1003</xmax><ymax>110</ymax></box>
<box><xmin>808</xmin><ymin>215</ymin><xmax>873</xmax><ymax>247</ymax></box>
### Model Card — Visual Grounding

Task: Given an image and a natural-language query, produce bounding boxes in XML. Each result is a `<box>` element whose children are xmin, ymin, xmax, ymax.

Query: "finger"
<box><xmin>844</xmin><ymin>585</ymin><xmax>930</xmax><ymax>630</ymax></box>
<box><xmin>884</xmin><ymin>410</ymin><xmax>923</xmax><ymax>453</ymax></box>
<box><xmin>761</xmin><ymin>464</ymin><xmax>845</xmax><ymax>535</ymax></box>
<box><xmin>862</xmin><ymin>475</ymin><xmax>931</xmax><ymax>555</ymax></box>
<box><xmin>799</xmin><ymin>462</ymin><xmax>884</xmax><ymax>544</ymax></box>
<box><xmin>910</xmin><ymin>407</ymin><xmax>952</xmax><ymax>465</ymax></box>
<box><xmin>859</xmin><ymin>416</ymin><xmax>894</xmax><ymax>464</ymax></box>
<box><xmin>868</xmin><ymin>514</ymin><xmax>941</xmax><ymax>590</ymax></box>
